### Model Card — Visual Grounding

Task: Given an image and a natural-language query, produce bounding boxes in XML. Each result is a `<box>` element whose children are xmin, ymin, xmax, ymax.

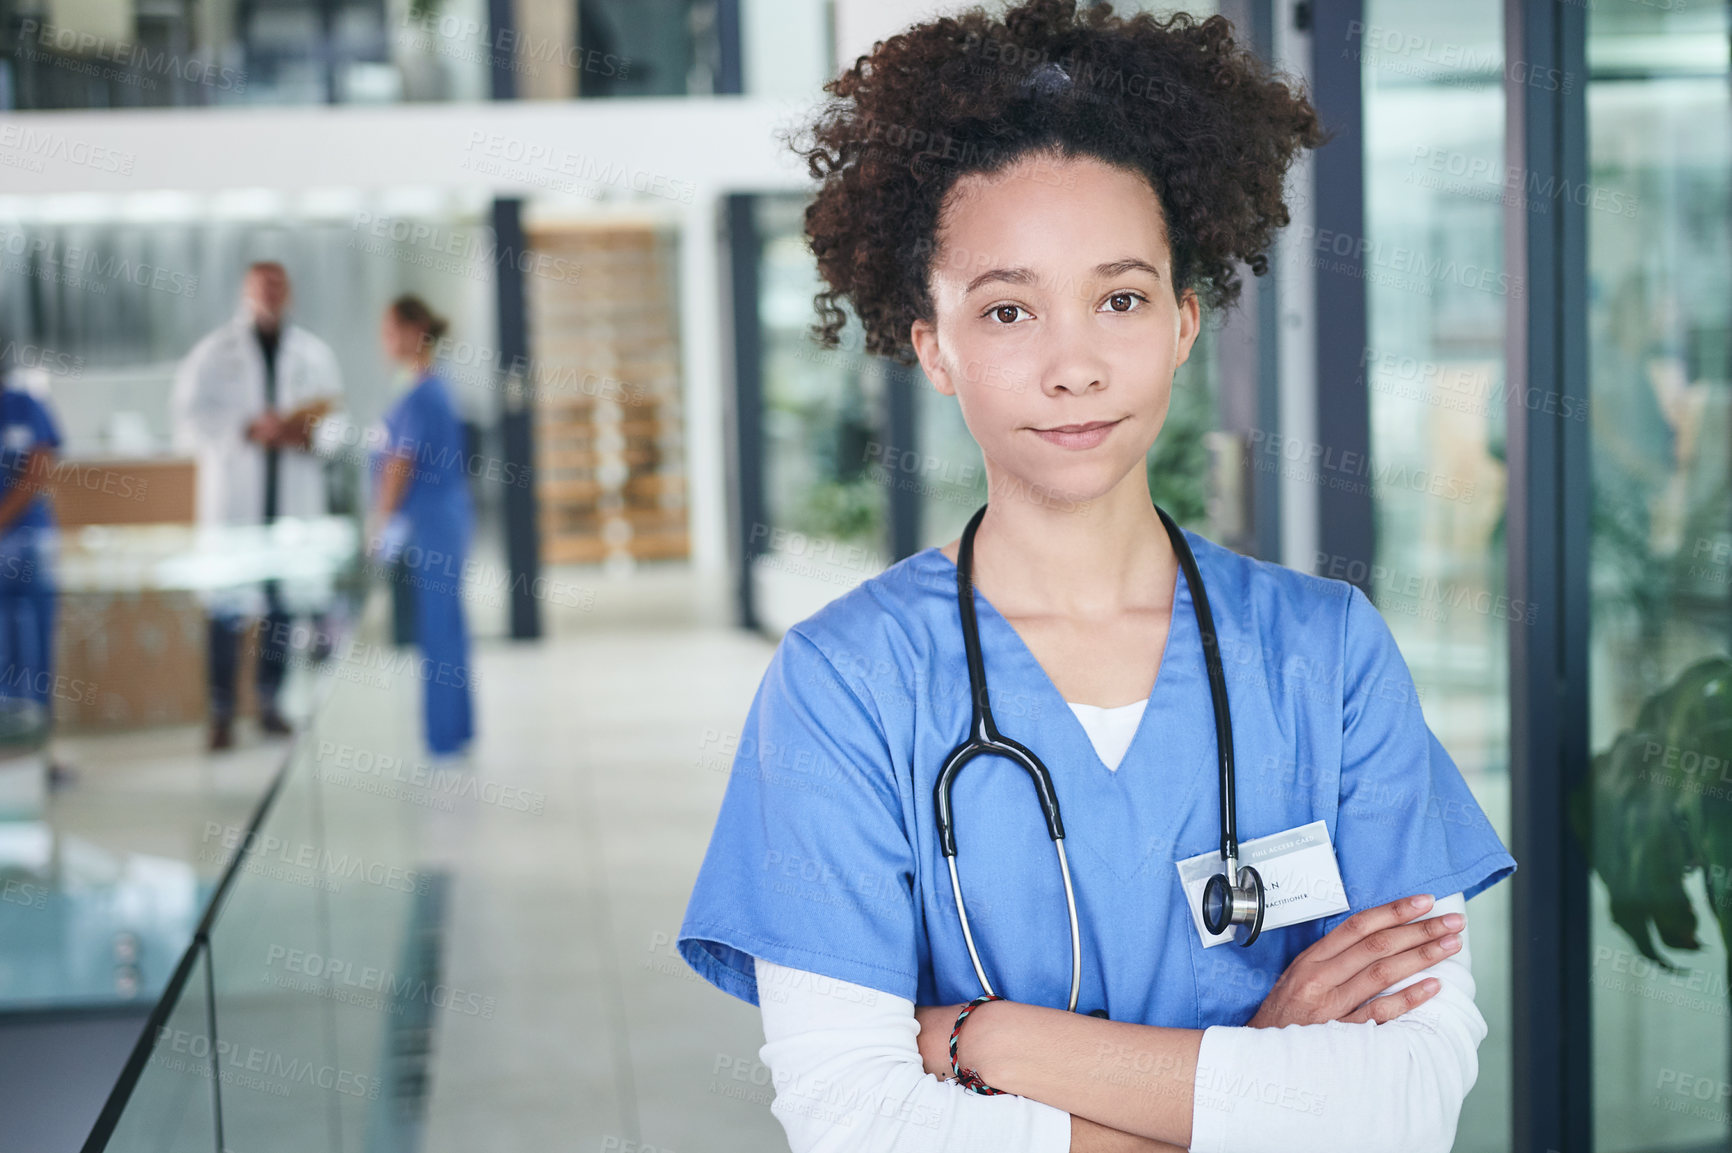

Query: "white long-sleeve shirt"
<box><xmin>752</xmin><ymin>700</ymin><xmax>1484</xmax><ymax>1153</ymax></box>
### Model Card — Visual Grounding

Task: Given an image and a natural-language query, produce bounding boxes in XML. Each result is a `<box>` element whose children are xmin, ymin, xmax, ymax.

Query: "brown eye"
<box><xmin>993</xmin><ymin>305</ymin><xmax>1022</xmax><ymax>324</ymax></box>
<box><xmin>1107</xmin><ymin>293</ymin><xmax>1138</xmax><ymax>312</ymax></box>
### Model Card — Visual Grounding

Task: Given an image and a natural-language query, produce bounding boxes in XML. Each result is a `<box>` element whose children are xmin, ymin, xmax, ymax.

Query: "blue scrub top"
<box><xmin>0</xmin><ymin>388</ymin><xmax>61</xmax><ymax>533</ymax></box>
<box><xmin>679</xmin><ymin>531</ymin><xmax>1517</xmax><ymax>1028</ymax></box>
<box><xmin>373</xmin><ymin>372</ymin><xmax>473</xmax><ymax>555</ymax></box>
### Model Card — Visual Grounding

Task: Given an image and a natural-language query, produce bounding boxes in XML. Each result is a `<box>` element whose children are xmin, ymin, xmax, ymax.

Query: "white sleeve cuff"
<box><xmin>755</xmin><ymin>957</ymin><xmax>1073</xmax><ymax>1153</ymax></box>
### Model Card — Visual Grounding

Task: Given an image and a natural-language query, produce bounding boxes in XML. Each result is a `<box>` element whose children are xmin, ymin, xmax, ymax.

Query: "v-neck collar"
<box><xmin>921</xmin><ymin>537</ymin><xmax>1196</xmax><ymax>779</ymax></box>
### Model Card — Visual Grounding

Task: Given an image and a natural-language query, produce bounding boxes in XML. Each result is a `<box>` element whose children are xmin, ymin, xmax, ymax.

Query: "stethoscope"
<box><xmin>934</xmin><ymin>502</ymin><xmax>1265</xmax><ymax>1014</ymax></box>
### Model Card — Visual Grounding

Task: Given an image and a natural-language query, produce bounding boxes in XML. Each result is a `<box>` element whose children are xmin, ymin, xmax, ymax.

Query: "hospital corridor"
<box><xmin>0</xmin><ymin>1</ymin><xmax>1726</xmax><ymax>1152</ymax></box>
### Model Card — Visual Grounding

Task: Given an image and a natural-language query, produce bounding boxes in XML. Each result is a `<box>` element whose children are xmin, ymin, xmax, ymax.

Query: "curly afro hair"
<box><xmin>795</xmin><ymin>0</ymin><xmax>1326</xmax><ymax>364</ymax></box>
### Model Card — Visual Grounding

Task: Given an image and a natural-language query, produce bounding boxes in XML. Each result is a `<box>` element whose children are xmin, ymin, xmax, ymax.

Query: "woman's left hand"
<box><xmin>914</xmin><ymin>1003</ymin><xmax>963</xmax><ymax>1079</ymax></box>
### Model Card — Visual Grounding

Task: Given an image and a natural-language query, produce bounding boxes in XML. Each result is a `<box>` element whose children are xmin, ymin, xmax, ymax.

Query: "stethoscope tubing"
<box><xmin>1152</xmin><ymin>503</ymin><xmax>1241</xmax><ymax>865</ymax></box>
<box><xmin>935</xmin><ymin>501</ymin><xmax>1255</xmax><ymax>1011</ymax></box>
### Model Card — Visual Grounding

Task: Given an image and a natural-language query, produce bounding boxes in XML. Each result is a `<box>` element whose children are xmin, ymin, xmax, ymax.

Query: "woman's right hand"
<box><xmin>1246</xmin><ymin>894</ymin><xmax>1464</xmax><ymax>1029</ymax></box>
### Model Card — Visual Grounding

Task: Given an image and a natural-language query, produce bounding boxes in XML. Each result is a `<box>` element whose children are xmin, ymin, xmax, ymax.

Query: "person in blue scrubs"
<box><xmin>369</xmin><ymin>295</ymin><xmax>473</xmax><ymax>756</ymax></box>
<box><xmin>679</xmin><ymin>2</ymin><xmax>1516</xmax><ymax>1147</ymax></box>
<box><xmin>0</xmin><ymin>369</ymin><xmax>62</xmax><ymax>742</ymax></box>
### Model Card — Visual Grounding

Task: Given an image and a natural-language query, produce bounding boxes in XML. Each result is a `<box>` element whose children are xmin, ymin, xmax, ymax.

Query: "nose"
<box><xmin>1036</xmin><ymin>301</ymin><xmax>1109</xmax><ymax>397</ymax></box>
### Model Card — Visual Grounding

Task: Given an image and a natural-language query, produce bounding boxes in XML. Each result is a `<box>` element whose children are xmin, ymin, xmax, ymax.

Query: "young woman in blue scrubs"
<box><xmin>369</xmin><ymin>295</ymin><xmax>474</xmax><ymax>756</ymax></box>
<box><xmin>681</xmin><ymin>3</ymin><xmax>1516</xmax><ymax>1149</ymax></box>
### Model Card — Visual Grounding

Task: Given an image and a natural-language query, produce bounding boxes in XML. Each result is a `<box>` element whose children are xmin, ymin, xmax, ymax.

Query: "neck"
<box><xmin>970</xmin><ymin>467</ymin><xmax>1175</xmax><ymax>620</ymax></box>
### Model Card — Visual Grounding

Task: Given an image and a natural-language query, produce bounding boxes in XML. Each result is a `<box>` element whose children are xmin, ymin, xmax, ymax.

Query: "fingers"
<box><xmin>1305</xmin><ymin>894</ymin><xmax>1439</xmax><ymax>966</ymax></box>
<box><xmin>1333</xmin><ymin>914</ymin><xmax>1465</xmax><ymax>1007</ymax></box>
<box><xmin>1340</xmin><ymin>978</ymin><xmax>1441</xmax><ymax>1025</ymax></box>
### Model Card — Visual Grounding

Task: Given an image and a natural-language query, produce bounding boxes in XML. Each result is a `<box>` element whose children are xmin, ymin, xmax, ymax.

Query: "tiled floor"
<box><xmin>416</xmin><ymin>616</ymin><xmax>785</xmax><ymax>1153</ymax></box>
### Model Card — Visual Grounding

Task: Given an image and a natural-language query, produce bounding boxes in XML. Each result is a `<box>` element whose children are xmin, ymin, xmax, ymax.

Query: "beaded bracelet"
<box><xmin>948</xmin><ymin>993</ymin><xmax>1005</xmax><ymax>1094</ymax></box>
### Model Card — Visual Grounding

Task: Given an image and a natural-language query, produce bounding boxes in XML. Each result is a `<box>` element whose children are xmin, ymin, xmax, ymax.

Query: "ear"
<box><xmin>910</xmin><ymin>317</ymin><xmax>955</xmax><ymax>396</ymax></box>
<box><xmin>1173</xmin><ymin>288</ymin><xmax>1201</xmax><ymax>369</ymax></box>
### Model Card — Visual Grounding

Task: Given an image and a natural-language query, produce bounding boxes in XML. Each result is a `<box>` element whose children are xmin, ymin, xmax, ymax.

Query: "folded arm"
<box><xmin>1187</xmin><ymin>893</ymin><xmax>1481</xmax><ymax>1153</ymax></box>
<box><xmin>950</xmin><ymin>893</ymin><xmax>1479</xmax><ymax>1153</ymax></box>
<box><xmin>755</xmin><ymin>893</ymin><xmax>1478</xmax><ymax>1153</ymax></box>
<box><xmin>754</xmin><ymin>957</ymin><xmax>1179</xmax><ymax>1152</ymax></box>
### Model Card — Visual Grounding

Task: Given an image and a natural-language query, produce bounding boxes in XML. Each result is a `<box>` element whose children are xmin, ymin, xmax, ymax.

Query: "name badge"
<box><xmin>1175</xmin><ymin>819</ymin><xmax>1351</xmax><ymax>948</ymax></box>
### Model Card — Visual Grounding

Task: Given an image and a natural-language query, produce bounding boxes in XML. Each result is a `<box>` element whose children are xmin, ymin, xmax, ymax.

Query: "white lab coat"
<box><xmin>171</xmin><ymin>313</ymin><xmax>345</xmax><ymax>618</ymax></box>
<box><xmin>171</xmin><ymin>313</ymin><xmax>344</xmax><ymax>528</ymax></box>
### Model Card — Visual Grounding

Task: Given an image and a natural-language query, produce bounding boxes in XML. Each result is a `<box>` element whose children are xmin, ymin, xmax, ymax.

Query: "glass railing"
<box><xmin>79</xmin><ymin>614</ymin><xmax>448</xmax><ymax>1153</ymax></box>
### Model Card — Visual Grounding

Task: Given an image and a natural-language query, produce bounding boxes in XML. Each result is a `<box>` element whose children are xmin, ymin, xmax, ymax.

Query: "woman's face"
<box><xmin>910</xmin><ymin>151</ymin><xmax>1200</xmax><ymax>508</ymax></box>
<box><xmin>380</xmin><ymin>311</ymin><xmax>415</xmax><ymax>363</ymax></box>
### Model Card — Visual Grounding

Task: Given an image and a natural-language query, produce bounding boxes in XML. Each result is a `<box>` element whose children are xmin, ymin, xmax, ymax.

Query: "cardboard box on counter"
<box><xmin>49</xmin><ymin>457</ymin><xmax>195</xmax><ymax>528</ymax></box>
<box><xmin>55</xmin><ymin>590</ymin><xmax>264</xmax><ymax>730</ymax></box>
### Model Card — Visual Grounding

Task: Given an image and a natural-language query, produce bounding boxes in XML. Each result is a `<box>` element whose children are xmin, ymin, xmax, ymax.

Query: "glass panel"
<box><xmin>750</xmin><ymin>193</ymin><xmax>890</xmax><ymax>631</ymax></box>
<box><xmin>103</xmin><ymin>945</ymin><xmax>218</xmax><ymax>1153</ymax></box>
<box><xmin>576</xmin><ymin>0</ymin><xmax>720</xmax><ymax>97</ymax></box>
<box><xmin>915</xmin><ymin>372</ymin><xmax>987</xmax><ymax>551</ymax></box>
<box><xmin>304</xmin><ymin>670</ymin><xmax>443</xmax><ymax>1153</ymax></box>
<box><xmin>202</xmin><ymin>728</ymin><xmax>342</xmax><ymax>1150</ymax></box>
<box><xmin>93</xmin><ymin>657</ymin><xmax>438</xmax><ymax>1151</ymax></box>
<box><xmin>1360</xmin><ymin>2</ymin><xmax>1513</xmax><ymax>1149</ymax></box>
<box><xmin>1149</xmin><ymin>319</ymin><xmax>1218</xmax><ymax>531</ymax></box>
<box><xmin>1585</xmin><ymin>3</ymin><xmax>1732</xmax><ymax>1149</ymax></box>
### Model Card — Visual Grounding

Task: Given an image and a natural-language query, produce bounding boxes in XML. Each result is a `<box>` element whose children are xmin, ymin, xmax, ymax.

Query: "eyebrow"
<box><xmin>962</xmin><ymin>257</ymin><xmax>1163</xmax><ymax>296</ymax></box>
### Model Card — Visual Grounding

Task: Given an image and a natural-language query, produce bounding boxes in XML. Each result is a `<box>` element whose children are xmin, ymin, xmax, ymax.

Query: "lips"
<box><xmin>1037</xmin><ymin>420</ymin><xmax>1118</xmax><ymax>434</ymax></box>
<box><xmin>1030</xmin><ymin>418</ymin><xmax>1122</xmax><ymax>450</ymax></box>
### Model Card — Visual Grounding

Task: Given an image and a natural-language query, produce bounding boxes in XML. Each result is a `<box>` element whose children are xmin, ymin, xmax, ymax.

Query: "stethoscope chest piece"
<box><xmin>1202</xmin><ymin>858</ymin><xmax>1266</xmax><ymax>947</ymax></box>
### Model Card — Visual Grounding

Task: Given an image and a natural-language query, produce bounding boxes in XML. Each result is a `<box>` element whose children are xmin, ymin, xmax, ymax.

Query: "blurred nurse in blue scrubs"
<box><xmin>368</xmin><ymin>295</ymin><xmax>474</xmax><ymax>757</ymax></box>
<box><xmin>0</xmin><ymin>367</ymin><xmax>61</xmax><ymax>708</ymax></box>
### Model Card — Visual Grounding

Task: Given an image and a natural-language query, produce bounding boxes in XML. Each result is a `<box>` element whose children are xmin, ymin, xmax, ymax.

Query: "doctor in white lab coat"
<box><xmin>171</xmin><ymin>261</ymin><xmax>344</xmax><ymax>750</ymax></box>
